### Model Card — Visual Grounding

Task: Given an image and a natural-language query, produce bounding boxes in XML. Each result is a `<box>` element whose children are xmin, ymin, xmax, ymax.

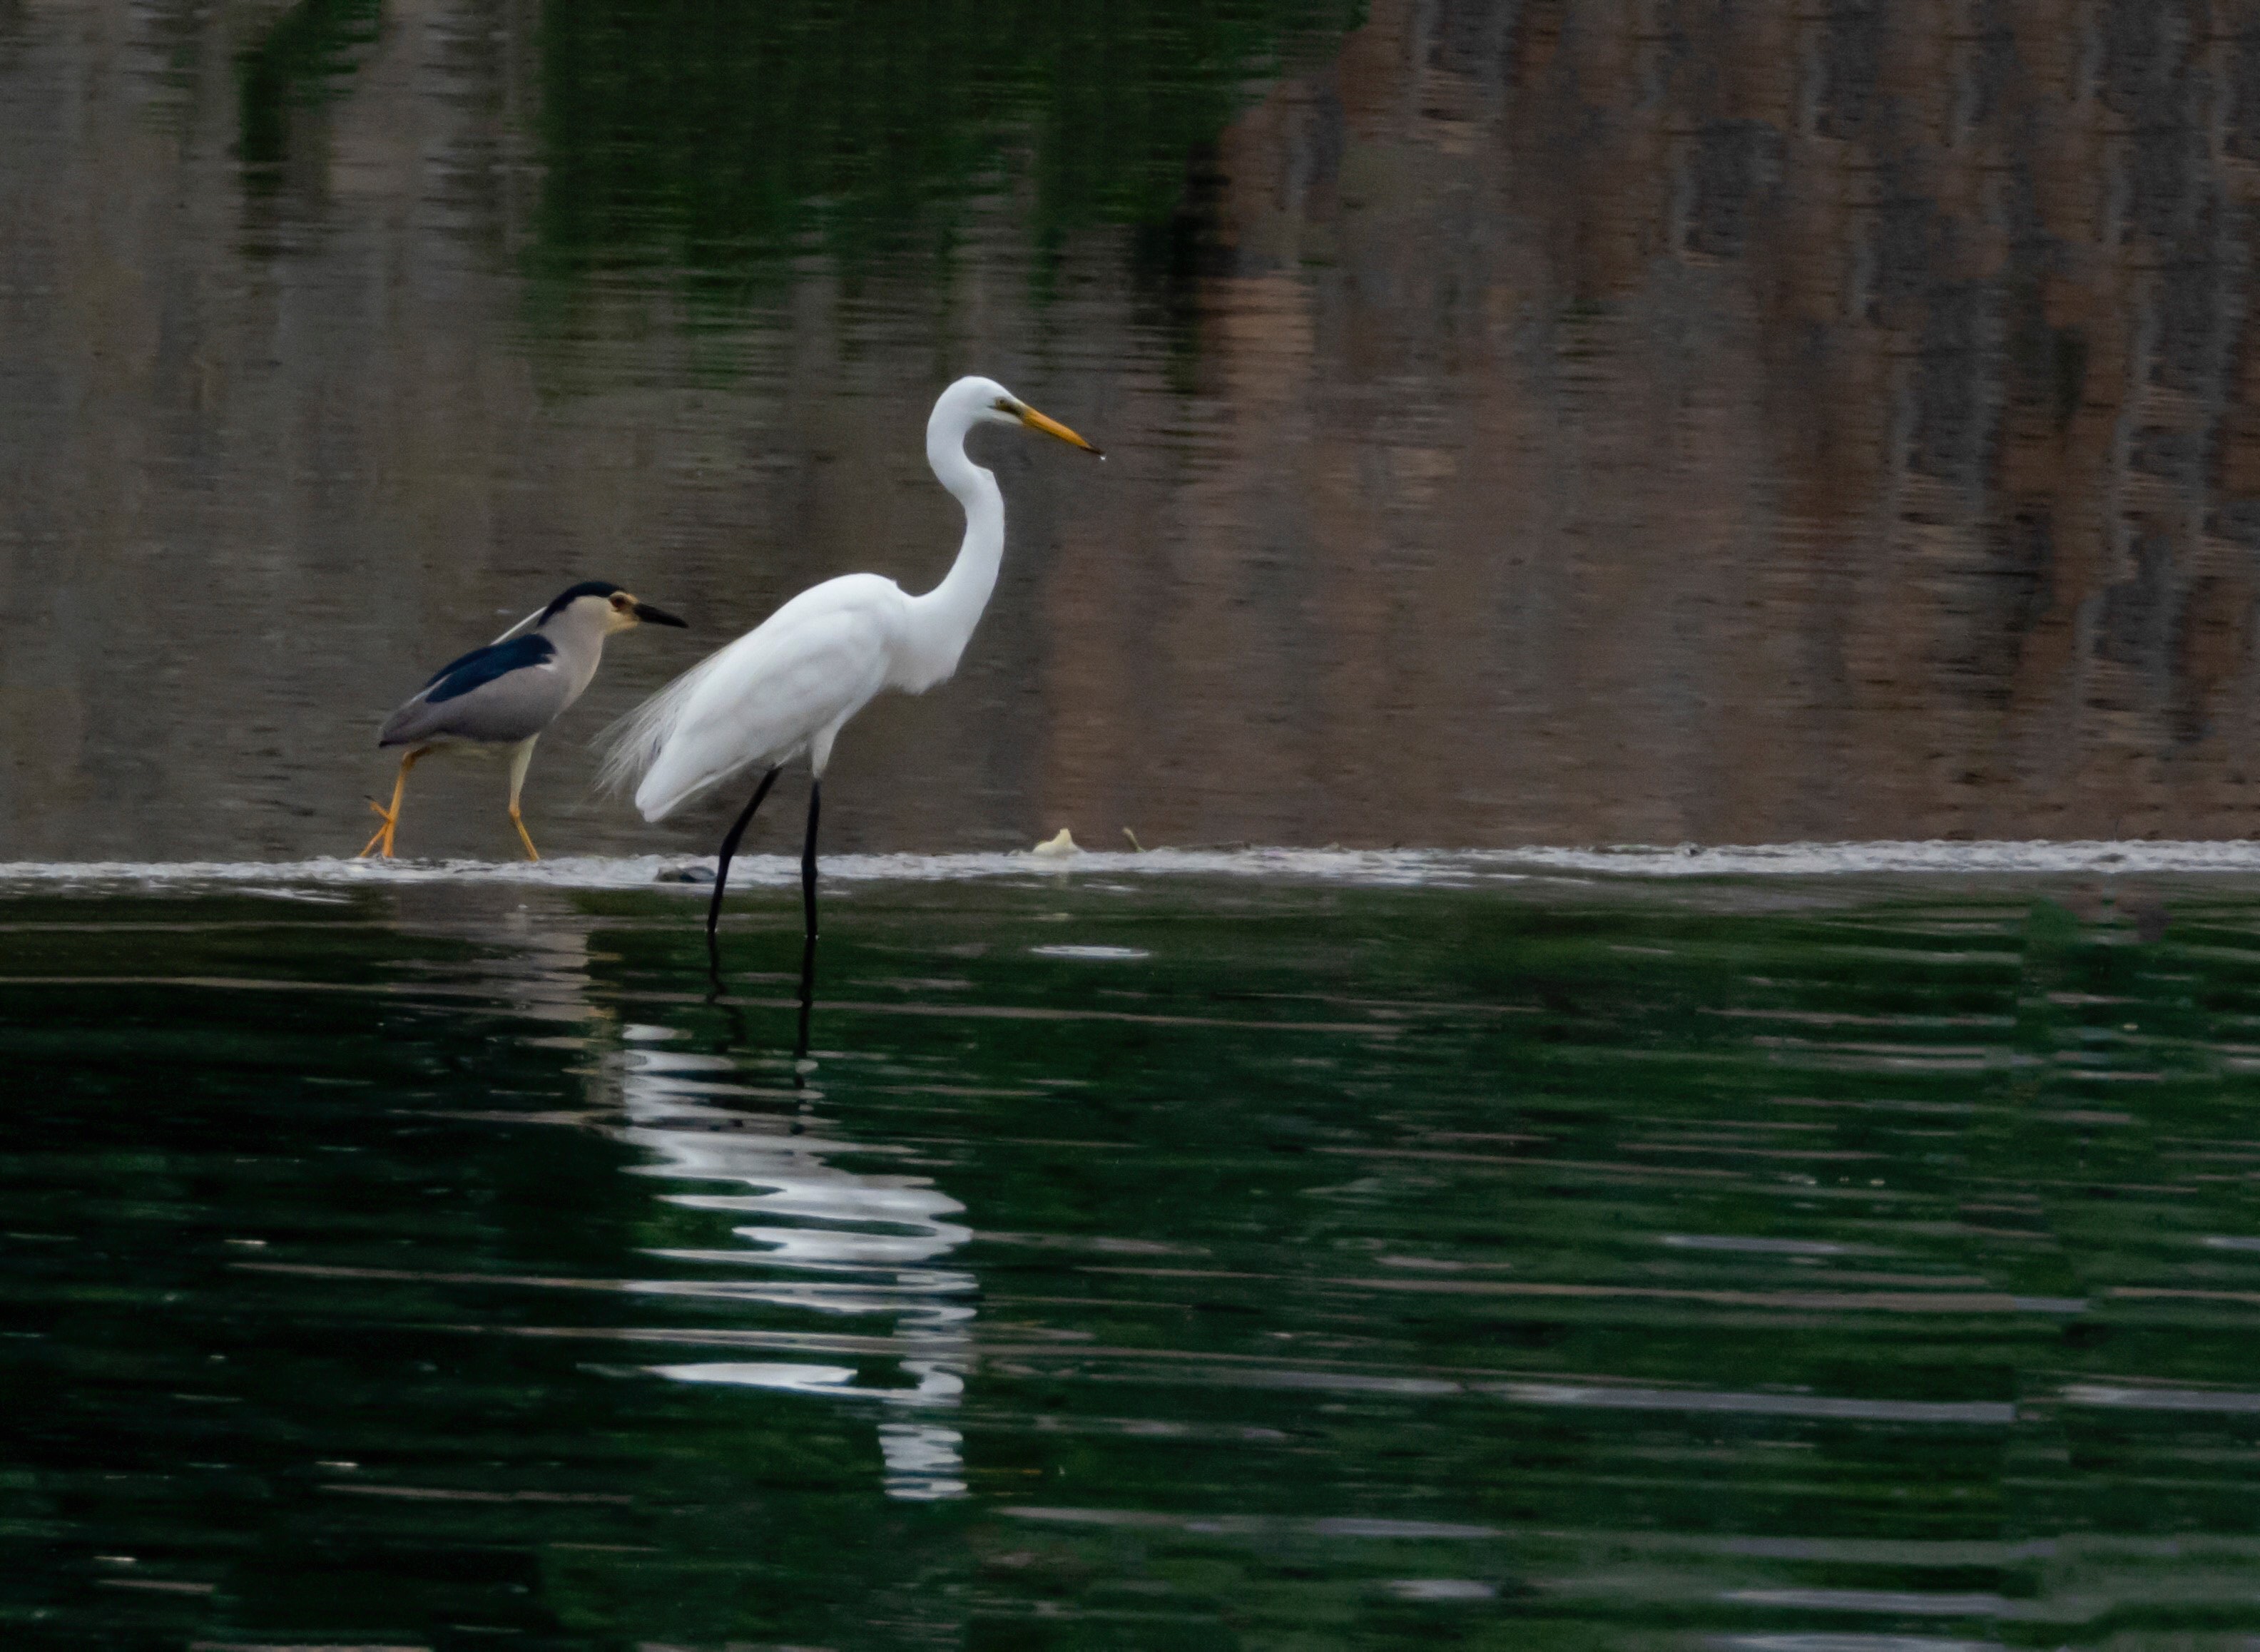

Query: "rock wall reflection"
<box><xmin>1122</xmin><ymin>0</ymin><xmax>2260</xmax><ymax>845</ymax></box>
<box><xmin>2</xmin><ymin>0</ymin><xmax>2256</xmax><ymax>855</ymax></box>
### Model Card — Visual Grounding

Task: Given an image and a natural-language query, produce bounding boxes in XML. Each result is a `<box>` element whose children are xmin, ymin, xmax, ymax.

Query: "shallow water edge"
<box><xmin>9</xmin><ymin>839</ymin><xmax>2260</xmax><ymax>893</ymax></box>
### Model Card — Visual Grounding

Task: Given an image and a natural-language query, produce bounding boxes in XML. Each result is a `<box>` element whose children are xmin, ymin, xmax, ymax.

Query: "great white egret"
<box><xmin>601</xmin><ymin>375</ymin><xmax>1101</xmax><ymax>976</ymax></box>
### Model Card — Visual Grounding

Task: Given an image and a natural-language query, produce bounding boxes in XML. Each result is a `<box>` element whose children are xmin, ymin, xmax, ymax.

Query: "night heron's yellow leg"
<box><xmin>358</xmin><ymin>748</ymin><xmax>428</xmax><ymax>859</ymax></box>
<box><xmin>506</xmin><ymin>737</ymin><xmax>541</xmax><ymax>862</ymax></box>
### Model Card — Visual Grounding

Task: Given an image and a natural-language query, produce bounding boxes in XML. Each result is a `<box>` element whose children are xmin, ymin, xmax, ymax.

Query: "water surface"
<box><xmin>7</xmin><ymin>2</ymin><xmax>2260</xmax><ymax>858</ymax></box>
<box><xmin>9</xmin><ymin>862</ymin><xmax>2260</xmax><ymax>1646</ymax></box>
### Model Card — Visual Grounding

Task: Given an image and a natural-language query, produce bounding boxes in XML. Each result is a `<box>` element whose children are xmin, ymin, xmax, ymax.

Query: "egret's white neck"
<box><xmin>901</xmin><ymin>409</ymin><xmax>1006</xmax><ymax>688</ymax></box>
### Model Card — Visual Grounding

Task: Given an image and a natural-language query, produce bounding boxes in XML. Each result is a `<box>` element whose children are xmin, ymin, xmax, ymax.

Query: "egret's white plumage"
<box><xmin>601</xmin><ymin>375</ymin><xmax>1099</xmax><ymax>823</ymax></box>
<box><xmin>607</xmin><ymin>577</ymin><xmax>896</xmax><ymax>819</ymax></box>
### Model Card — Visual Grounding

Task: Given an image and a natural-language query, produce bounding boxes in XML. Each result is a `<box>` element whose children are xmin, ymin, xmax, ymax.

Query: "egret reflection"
<box><xmin>371</xmin><ymin>899</ymin><xmax>970</xmax><ymax>1500</ymax></box>
<box><xmin>614</xmin><ymin>1024</ymin><xmax>974</xmax><ymax>1500</ymax></box>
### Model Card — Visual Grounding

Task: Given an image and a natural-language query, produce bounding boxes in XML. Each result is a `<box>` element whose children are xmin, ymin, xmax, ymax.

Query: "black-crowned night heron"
<box><xmin>360</xmin><ymin>581</ymin><xmax>688</xmax><ymax>862</ymax></box>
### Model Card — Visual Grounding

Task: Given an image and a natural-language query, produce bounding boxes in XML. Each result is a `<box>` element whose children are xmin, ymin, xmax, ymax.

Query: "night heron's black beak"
<box><xmin>633</xmin><ymin>601</ymin><xmax>688</xmax><ymax>628</ymax></box>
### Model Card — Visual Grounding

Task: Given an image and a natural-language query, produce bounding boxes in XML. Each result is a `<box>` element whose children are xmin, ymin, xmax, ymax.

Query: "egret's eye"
<box><xmin>611</xmin><ymin>594</ymin><xmax>631</xmax><ymax>609</ymax></box>
<box><xmin>993</xmin><ymin>397</ymin><xmax>1015</xmax><ymax>413</ymax></box>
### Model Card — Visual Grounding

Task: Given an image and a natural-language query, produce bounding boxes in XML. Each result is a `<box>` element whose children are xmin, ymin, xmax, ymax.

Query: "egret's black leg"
<box><xmin>798</xmin><ymin>781</ymin><xmax>822</xmax><ymax>945</ymax></box>
<box><xmin>706</xmin><ymin>767</ymin><xmax>780</xmax><ymax>981</ymax></box>
<box><xmin>798</xmin><ymin>780</ymin><xmax>822</xmax><ymax>964</ymax></box>
<box><xmin>794</xmin><ymin>780</ymin><xmax>821</xmax><ymax>1060</ymax></box>
<box><xmin>793</xmin><ymin>956</ymin><xmax>815</xmax><ymax>1065</ymax></box>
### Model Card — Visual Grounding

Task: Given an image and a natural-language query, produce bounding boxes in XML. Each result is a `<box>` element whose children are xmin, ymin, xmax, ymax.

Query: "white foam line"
<box><xmin>0</xmin><ymin>850</ymin><xmax>1452</xmax><ymax>892</ymax></box>
<box><xmin>1498</xmin><ymin>840</ymin><xmax>2260</xmax><ymax>876</ymax></box>
<box><xmin>5</xmin><ymin>839</ymin><xmax>2260</xmax><ymax>892</ymax></box>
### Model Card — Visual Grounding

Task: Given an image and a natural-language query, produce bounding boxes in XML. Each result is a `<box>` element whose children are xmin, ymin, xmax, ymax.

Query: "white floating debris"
<box><xmin>1029</xmin><ymin>829</ymin><xmax>1081</xmax><ymax>858</ymax></box>
<box><xmin>1386</xmin><ymin>1579</ymin><xmax>1497</xmax><ymax>1601</ymax></box>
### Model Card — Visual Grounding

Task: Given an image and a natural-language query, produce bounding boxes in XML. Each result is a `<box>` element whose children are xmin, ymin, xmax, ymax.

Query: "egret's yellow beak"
<box><xmin>1018</xmin><ymin>404</ymin><xmax>1104</xmax><ymax>458</ymax></box>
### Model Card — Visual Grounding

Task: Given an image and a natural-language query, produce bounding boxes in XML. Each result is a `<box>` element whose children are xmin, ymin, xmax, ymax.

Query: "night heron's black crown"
<box><xmin>539</xmin><ymin>581</ymin><xmax>626</xmax><ymax>623</ymax></box>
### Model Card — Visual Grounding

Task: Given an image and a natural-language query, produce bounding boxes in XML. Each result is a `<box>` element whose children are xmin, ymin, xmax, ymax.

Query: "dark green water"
<box><xmin>9</xmin><ymin>870</ymin><xmax>2260</xmax><ymax>1648</ymax></box>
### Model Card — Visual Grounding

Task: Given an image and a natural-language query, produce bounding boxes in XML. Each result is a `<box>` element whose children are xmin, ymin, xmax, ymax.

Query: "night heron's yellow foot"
<box><xmin>358</xmin><ymin>748</ymin><xmax>423</xmax><ymax>860</ymax></box>
<box><xmin>509</xmin><ymin>806</ymin><xmax>540</xmax><ymax>862</ymax></box>
<box><xmin>355</xmin><ymin>802</ymin><xmax>397</xmax><ymax>860</ymax></box>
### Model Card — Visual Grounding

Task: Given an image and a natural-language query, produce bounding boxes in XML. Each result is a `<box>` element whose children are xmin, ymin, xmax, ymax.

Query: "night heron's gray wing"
<box><xmin>379</xmin><ymin>633</ymin><xmax>575</xmax><ymax>748</ymax></box>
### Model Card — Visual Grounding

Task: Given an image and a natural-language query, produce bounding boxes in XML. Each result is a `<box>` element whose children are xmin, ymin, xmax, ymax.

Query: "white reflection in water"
<box><xmin>616</xmin><ymin>1029</ymin><xmax>973</xmax><ymax>1499</ymax></box>
<box><xmin>1386</xmin><ymin>1579</ymin><xmax>1497</xmax><ymax>1601</ymax></box>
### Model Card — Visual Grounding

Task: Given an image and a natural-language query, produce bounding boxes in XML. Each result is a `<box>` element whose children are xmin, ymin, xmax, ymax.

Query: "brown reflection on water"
<box><xmin>4</xmin><ymin>1</ymin><xmax>2259</xmax><ymax>859</ymax></box>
